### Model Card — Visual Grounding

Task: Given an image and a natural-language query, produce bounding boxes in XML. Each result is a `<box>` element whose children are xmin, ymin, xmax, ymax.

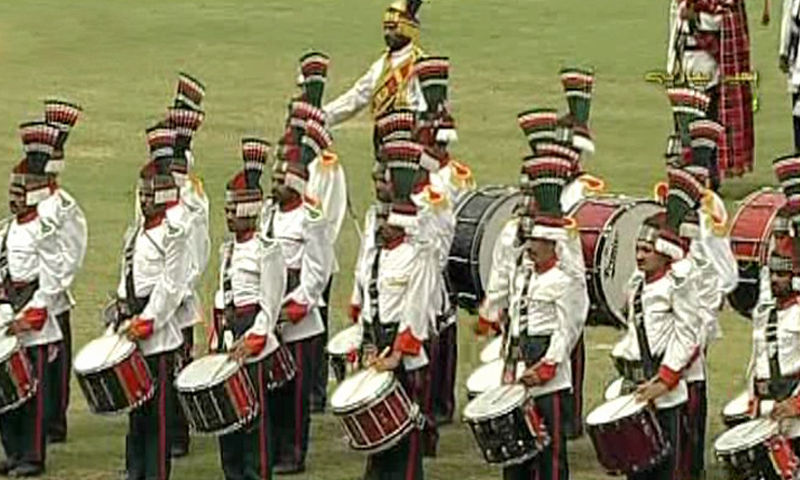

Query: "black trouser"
<box><xmin>310</xmin><ymin>279</ymin><xmax>333</xmax><ymax>412</ymax></box>
<box><xmin>172</xmin><ymin>326</ymin><xmax>194</xmax><ymax>453</ymax></box>
<box><xmin>432</xmin><ymin>321</ymin><xmax>457</xmax><ymax>424</ymax></box>
<box><xmin>126</xmin><ymin>351</ymin><xmax>176</xmax><ymax>480</ymax></box>
<box><xmin>628</xmin><ymin>405</ymin><xmax>682</xmax><ymax>480</ymax></box>
<box><xmin>0</xmin><ymin>345</ymin><xmax>50</xmax><ymax>471</ymax></box>
<box><xmin>793</xmin><ymin>92</ymin><xmax>800</xmax><ymax>153</ymax></box>
<box><xmin>363</xmin><ymin>366</ymin><xmax>426</xmax><ymax>480</ymax></box>
<box><xmin>47</xmin><ymin>311</ymin><xmax>71</xmax><ymax>441</ymax></box>
<box><xmin>502</xmin><ymin>390</ymin><xmax>569</xmax><ymax>480</ymax></box>
<box><xmin>421</xmin><ymin>341</ymin><xmax>439</xmax><ymax>457</ymax></box>
<box><xmin>219</xmin><ymin>360</ymin><xmax>272</xmax><ymax>480</ymax></box>
<box><xmin>270</xmin><ymin>336</ymin><xmax>315</xmax><ymax>468</ymax></box>
<box><xmin>685</xmin><ymin>381</ymin><xmax>707</xmax><ymax>480</ymax></box>
<box><xmin>564</xmin><ymin>335</ymin><xmax>585</xmax><ymax>439</ymax></box>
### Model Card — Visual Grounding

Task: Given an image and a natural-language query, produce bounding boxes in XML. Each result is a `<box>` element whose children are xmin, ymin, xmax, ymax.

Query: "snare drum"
<box><xmin>465</xmin><ymin>360</ymin><xmax>526</xmax><ymax>400</ymax></box>
<box><xmin>714</xmin><ymin>418</ymin><xmax>798</xmax><ymax>480</ymax></box>
<box><xmin>0</xmin><ymin>335</ymin><xmax>36</xmax><ymax>414</ymax></box>
<box><xmin>603</xmin><ymin>377</ymin><xmax>625</xmax><ymax>402</ymax></box>
<box><xmin>326</xmin><ymin>325</ymin><xmax>362</xmax><ymax>383</ymax></box>
<box><xmin>447</xmin><ymin>185</ymin><xmax>521</xmax><ymax>311</ymax></box>
<box><xmin>479</xmin><ymin>336</ymin><xmax>503</xmax><ymax>364</ymax></box>
<box><xmin>74</xmin><ymin>334</ymin><xmax>154</xmax><ymax>415</ymax></box>
<box><xmin>175</xmin><ymin>354</ymin><xmax>258</xmax><ymax>436</ymax></box>
<box><xmin>728</xmin><ymin>188</ymin><xmax>786</xmax><ymax>318</ymax></box>
<box><xmin>330</xmin><ymin>368</ymin><xmax>419</xmax><ymax>454</ymax></box>
<box><xmin>569</xmin><ymin>197</ymin><xmax>664</xmax><ymax>327</ymax></box>
<box><xmin>722</xmin><ymin>390</ymin><xmax>752</xmax><ymax>428</ymax></box>
<box><xmin>265</xmin><ymin>343</ymin><xmax>297</xmax><ymax>390</ymax></box>
<box><xmin>462</xmin><ymin>384</ymin><xmax>549</xmax><ymax>466</ymax></box>
<box><xmin>586</xmin><ymin>395</ymin><xmax>669</xmax><ymax>475</ymax></box>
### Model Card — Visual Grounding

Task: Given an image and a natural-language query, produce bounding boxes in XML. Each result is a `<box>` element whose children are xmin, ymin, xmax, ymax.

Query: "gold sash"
<box><xmin>370</xmin><ymin>46</ymin><xmax>425</xmax><ymax>118</ymax></box>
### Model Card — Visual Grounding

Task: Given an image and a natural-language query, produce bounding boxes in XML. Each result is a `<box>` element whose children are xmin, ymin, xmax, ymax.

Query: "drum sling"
<box><xmin>363</xmin><ymin>248</ymin><xmax>399</xmax><ymax>352</ymax></box>
<box><xmin>761</xmin><ymin>307</ymin><xmax>800</xmax><ymax>401</ymax></box>
<box><xmin>120</xmin><ymin>225</ymin><xmax>151</xmax><ymax>321</ymax></box>
<box><xmin>0</xmin><ymin>226</ymin><xmax>39</xmax><ymax>314</ymax></box>
<box><xmin>505</xmin><ymin>263</ymin><xmax>553</xmax><ymax>376</ymax></box>
<box><xmin>220</xmin><ymin>241</ymin><xmax>261</xmax><ymax>350</ymax></box>
<box><xmin>632</xmin><ymin>281</ymin><xmax>663</xmax><ymax>381</ymax></box>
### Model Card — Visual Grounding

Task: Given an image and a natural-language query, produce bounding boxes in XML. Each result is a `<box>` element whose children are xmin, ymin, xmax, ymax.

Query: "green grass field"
<box><xmin>0</xmin><ymin>0</ymin><xmax>790</xmax><ymax>478</ymax></box>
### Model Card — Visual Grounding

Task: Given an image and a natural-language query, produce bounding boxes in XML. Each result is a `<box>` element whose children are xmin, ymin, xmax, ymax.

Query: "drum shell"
<box><xmin>176</xmin><ymin>363</ymin><xmax>258</xmax><ymax>436</ymax></box>
<box><xmin>75</xmin><ymin>346</ymin><xmax>153</xmax><ymax>415</ymax></box>
<box><xmin>331</xmin><ymin>376</ymin><xmax>418</xmax><ymax>454</ymax></box>
<box><xmin>0</xmin><ymin>344</ymin><xmax>37</xmax><ymax>415</ymax></box>
<box><xmin>264</xmin><ymin>344</ymin><xmax>297</xmax><ymax>391</ymax></box>
<box><xmin>727</xmin><ymin>188</ymin><xmax>786</xmax><ymax>319</ymax></box>
<box><xmin>715</xmin><ymin>437</ymin><xmax>788</xmax><ymax>480</ymax></box>
<box><xmin>587</xmin><ymin>405</ymin><xmax>668</xmax><ymax>475</ymax></box>
<box><xmin>463</xmin><ymin>393</ymin><xmax>549</xmax><ymax>466</ymax></box>
<box><xmin>448</xmin><ymin>186</ymin><xmax>521</xmax><ymax>312</ymax></box>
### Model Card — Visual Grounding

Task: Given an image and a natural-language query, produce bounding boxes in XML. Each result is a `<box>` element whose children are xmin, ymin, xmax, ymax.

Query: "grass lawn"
<box><xmin>0</xmin><ymin>0</ymin><xmax>789</xmax><ymax>478</ymax></box>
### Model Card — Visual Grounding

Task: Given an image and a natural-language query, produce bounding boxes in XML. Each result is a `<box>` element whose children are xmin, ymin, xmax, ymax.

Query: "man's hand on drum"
<box><xmin>372</xmin><ymin>350</ymin><xmax>402</xmax><ymax>373</ymax></box>
<box><xmin>770</xmin><ymin>398</ymin><xmax>800</xmax><ymax>421</ymax></box>
<box><xmin>520</xmin><ymin>361</ymin><xmax>554</xmax><ymax>387</ymax></box>
<box><xmin>229</xmin><ymin>341</ymin><xmax>250</xmax><ymax>363</ymax></box>
<box><xmin>362</xmin><ymin>345</ymin><xmax>378</xmax><ymax>368</ymax></box>
<box><xmin>635</xmin><ymin>378</ymin><xmax>670</xmax><ymax>403</ymax></box>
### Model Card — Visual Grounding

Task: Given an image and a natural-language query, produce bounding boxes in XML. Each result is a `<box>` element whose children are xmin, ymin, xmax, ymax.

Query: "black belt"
<box><xmin>614</xmin><ymin>357</ymin><xmax>661</xmax><ymax>385</ymax></box>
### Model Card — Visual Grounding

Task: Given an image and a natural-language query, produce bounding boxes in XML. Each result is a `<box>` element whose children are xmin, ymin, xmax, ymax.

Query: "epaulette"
<box><xmin>450</xmin><ymin>159</ymin><xmax>475</xmax><ymax>190</ymax></box>
<box><xmin>164</xmin><ymin>217</ymin><xmax>185</xmax><ymax>238</ymax></box>
<box><xmin>577</xmin><ymin>174</ymin><xmax>606</xmax><ymax>193</ymax></box>
<box><xmin>423</xmin><ymin>185</ymin><xmax>449</xmax><ymax>211</ymax></box>
<box><xmin>58</xmin><ymin>191</ymin><xmax>75</xmax><ymax>210</ymax></box>
<box><xmin>321</xmin><ymin>151</ymin><xmax>339</xmax><ymax>169</ymax></box>
<box><xmin>189</xmin><ymin>174</ymin><xmax>204</xmax><ymax>197</ymax></box>
<box><xmin>39</xmin><ymin>217</ymin><xmax>57</xmax><ymax>238</ymax></box>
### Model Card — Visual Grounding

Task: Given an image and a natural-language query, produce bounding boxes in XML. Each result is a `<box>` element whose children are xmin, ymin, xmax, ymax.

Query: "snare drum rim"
<box><xmin>729</xmin><ymin>187</ymin><xmax>785</xmax><ymax>264</ymax></box>
<box><xmin>0</xmin><ymin>335</ymin><xmax>21</xmax><ymax>365</ymax></box>
<box><xmin>463</xmin><ymin>384</ymin><xmax>529</xmax><ymax>422</ymax></box>
<box><xmin>174</xmin><ymin>354</ymin><xmax>241</xmax><ymax>393</ymax></box>
<box><xmin>0</xmin><ymin>379</ymin><xmax>37</xmax><ymax>415</ymax></box>
<box><xmin>326</xmin><ymin>325</ymin><xmax>362</xmax><ymax>356</ymax></box>
<box><xmin>73</xmin><ymin>336</ymin><xmax>137</xmax><ymax>375</ymax></box>
<box><xmin>330</xmin><ymin>370</ymin><xmax>397</xmax><ymax>414</ymax></box>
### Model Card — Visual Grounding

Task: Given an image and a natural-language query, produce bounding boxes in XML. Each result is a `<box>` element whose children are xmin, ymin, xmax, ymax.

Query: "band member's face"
<box><xmin>139</xmin><ymin>191</ymin><xmax>159</xmax><ymax>218</ymax></box>
<box><xmin>8</xmin><ymin>194</ymin><xmax>24</xmax><ymax>216</ymax></box>
<box><xmin>383</xmin><ymin>24</ymin><xmax>408</xmax><ymax>51</ymax></box>
<box><xmin>771</xmin><ymin>270</ymin><xmax>793</xmax><ymax>299</ymax></box>
<box><xmin>526</xmin><ymin>237</ymin><xmax>556</xmax><ymax>266</ymax></box>
<box><xmin>225</xmin><ymin>206</ymin><xmax>256</xmax><ymax>233</ymax></box>
<box><xmin>378</xmin><ymin>223</ymin><xmax>403</xmax><ymax>245</ymax></box>
<box><xmin>273</xmin><ymin>184</ymin><xmax>300</xmax><ymax>206</ymax></box>
<box><xmin>636</xmin><ymin>241</ymin><xmax>669</xmax><ymax>274</ymax></box>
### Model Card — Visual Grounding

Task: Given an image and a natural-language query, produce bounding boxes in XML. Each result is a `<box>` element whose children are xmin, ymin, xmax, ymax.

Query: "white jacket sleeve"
<box><xmin>286</xmin><ymin>205</ymin><xmax>334</xmax><ymax>308</ymax></box>
<box><xmin>662</xmin><ymin>269</ymin><xmax>702</xmax><ymax>374</ymax></box>
<box><xmin>781</xmin><ymin>0</ymin><xmax>796</xmax><ymax>57</ymax></box>
<box><xmin>542</xmin><ymin>274</ymin><xmax>575</xmax><ymax>366</ymax></box>
<box><xmin>703</xmin><ymin>235</ymin><xmax>739</xmax><ymax>295</ymax></box>
<box><xmin>323</xmin><ymin>61</ymin><xmax>380</xmax><ymax>128</ymax></box>
<box><xmin>141</xmin><ymin>221</ymin><xmax>190</xmax><ymax>331</ymax></box>
<box><xmin>56</xmin><ymin>191</ymin><xmax>88</xmax><ymax>290</ymax></box>
<box><xmin>246</xmin><ymin>237</ymin><xmax>286</xmax><ymax>338</ymax></box>
<box><xmin>479</xmin><ymin>221</ymin><xmax>517</xmax><ymax>321</ymax></box>
<box><xmin>399</xmin><ymin>242</ymin><xmax>437</xmax><ymax>343</ymax></box>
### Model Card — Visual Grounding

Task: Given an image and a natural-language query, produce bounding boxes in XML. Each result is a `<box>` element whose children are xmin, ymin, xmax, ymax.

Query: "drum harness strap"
<box><xmin>632</xmin><ymin>279</ymin><xmax>662</xmax><ymax>381</ymax></box>
<box><xmin>365</xmin><ymin>246</ymin><xmax>399</xmax><ymax>352</ymax></box>
<box><xmin>265</xmin><ymin>204</ymin><xmax>303</xmax><ymax>322</ymax></box>
<box><xmin>763</xmin><ymin>307</ymin><xmax>800</xmax><ymax>401</ymax></box>
<box><xmin>0</xmin><ymin>225</ymin><xmax>38</xmax><ymax>314</ymax></box>
<box><xmin>221</xmin><ymin>240</ymin><xmax>261</xmax><ymax>352</ymax></box>
<box><xmin>121</xmin><ymin>224</ymin><xmax>152</xmax><ymax>322</ymax></box>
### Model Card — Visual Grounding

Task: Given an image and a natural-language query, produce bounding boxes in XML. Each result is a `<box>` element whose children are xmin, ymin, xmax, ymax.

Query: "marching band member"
<box><xmin>0</xmin><ymin>123</ymin><xmax>65</xmax><ymax>478</ymax></box>
<box><xmin>323</xmin><ymin>0</ymin><xmax>427</xmax><ymax>154</ymax></box>
<box><xmin>355</xmin><ymin>140</ymin><xmax>437</xmax><ymax>480</ymax></box>
<box><xmin>477</xmin><ymin>153</ymin><xmax>583</xmax><ymax>480</ymax></box>
<box><xmin>37</xmin><ymin>100</ymin><xmax>87</xmax><ymax>445</ymax></box>
<box><xmin>114</xmin><ymin>126</ymin><xmax>189</xmax><ymax>480</ymax></box>
<box><xmin>667</xmin><ymin>0</ymin><xmax>756</xmax><ymax>183</ymax></box>
<box><xmin>214</xmin><ymin>138</ymin><xmax>283</xmax><ymax>480</ymax></box>
<box><xmin>780</xmin><ymin>0</ymin><xmax>800</xmax><ymax>152</ymax></box>
<box><xmin>165</xmin><ymin>73</ymin><xmax>210</xmax><ymax>458</ymax></box>
<box><xmin>261</xmin><ymin>99</ymin><xmax>334</xmax><ymax>474</ymax></box>
<box><xmin>611</xmin><ymin>166</ymin><xmax>705</xmax><ymax>480</ymax></box>
<box><xmin>294</xmin><ymin>53</ymin><xmax>348</xmax><ymax>414</ymax></box>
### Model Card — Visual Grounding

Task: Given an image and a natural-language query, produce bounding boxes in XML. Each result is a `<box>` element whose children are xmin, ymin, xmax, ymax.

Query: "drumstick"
<box><xmin>99</xmin><ymin>334</ymin><xmax>126</xmax><ymax>368</ymax></box>
<box><xmin>607</xmin><ymin>394</ymin><xmax>640</xmax><ymax>419</ymax></box>
<box><xmin>341</xmin><ymin>346</ymin><xmax>392</xmax><ymax>404</ymax></box>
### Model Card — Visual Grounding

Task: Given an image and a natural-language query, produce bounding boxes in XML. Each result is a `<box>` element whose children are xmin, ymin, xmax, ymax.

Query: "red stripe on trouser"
<box><xmin>258</xmin><ymin>363</ymin><xmax>269</xmax><ymax>480</ymax></box>
<box><xmin>294</xmin><ymin>342</ymin><xmax>303</xmax><ymax>464</ymax></box>
<box><xmin>158</xmin><ymin>356</ymin><xmax>167</xmax><ymax>480</ymax></box>
<box><xmin>551</xmin><ymin>396</ymin><xmax>560</xmax><ymax>480</ymax></box>
<box><xmin>34</xmin><ymin>346</ymin><xmax>44</xmax><ymax>461</ymax></box>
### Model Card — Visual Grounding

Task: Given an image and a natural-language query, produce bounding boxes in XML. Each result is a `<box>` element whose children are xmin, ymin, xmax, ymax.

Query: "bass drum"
<box><xmin>569</xmin><ymin>196</ymin><xmax>664</xmax><ymax>327</ymax></box>
<box><xmin>727</xmin><ymin>188</ymin><xmax>786</xmax><ymax>319</ymax></box>
<box><xmin>448</xmin><ymin>185</ymin><xmax>521</xmax><ymax>312</ymax></box>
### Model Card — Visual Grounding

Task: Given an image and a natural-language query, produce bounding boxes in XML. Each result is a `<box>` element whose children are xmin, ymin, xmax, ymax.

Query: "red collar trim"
<box><xmin>144</xmin><ymin>212</ymin><xmax>166</xmax><ymax>230</ymax></box>
<box><xmin>779</xmin><ymin>293</ymin><xmax>800</xmax><ymax>310</ymax></box>
<box><xmin>645</xmin><ymin>264</ymin><xmax>670</xmax><ymax>284</ymax></box>
<box><xmin>383</xmin><ymin>235</ymin><xmax>406</xmax><ymax>250</ymax></box>
<box><xmin>535</xmin><ymin>255</ymin><xmax>558</xmax><ymax>274</ymax></box>
<box><xmin>236</xmin><ymin>230</ymin><xmax>256</xmax><ymax>243</ymax></box>
<box><xmin>279</xmin><ymin>196</ymin><xmax>303</xmax><ymax>212</ymax></box>
<box><xmin>16</xmin><ymin>210</ymin><xmax>38</xmax><ymax>224</ymax></box>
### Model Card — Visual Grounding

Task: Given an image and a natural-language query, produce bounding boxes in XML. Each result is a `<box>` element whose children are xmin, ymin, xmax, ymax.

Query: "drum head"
<box><xmin>0</xmin><ymin>335</ymin><xmax>18</xmax><ymax>362</ymax></box>
<box><xmin>74</xmin><ymin>334</ymin><xmax>136</xmax><ymax>374</ymax></box>
<box><xmin>330</xmin><ymin>368</ymin><xmax>393</xmax><ymax>411</ymax></box>
<box><xmin>722</xmin><ymin>391</ymin><xmax>750</xmax><ymax>418</ymax></box>
<box><xmin>592</xmin><ymin>199</ymin><xmax>663</xmax><ymax>324</ymax></box>
<box><xmin>463</xmin><ymin>383</ymin><xmax>527</xmax><ymax>421</ymax></box>
<box><xmin>466</xmin><ymin>360</ymin><xmax>503</xmax><ymax>396</ymax></box>
<box><xmin>585</xmin><ymin>394</ymin><xmax>647</xmax><ymax>426</ymax></box>
<box><xmin>175</xmin><ymin>354</ymin><xmax>238</xmax><ymax>391</ymax></box>
<box><xmin>326</xmin><ymin>325</ymin><xmax>362</xmax><ymax>356</ymax></box>
<box><xmin>714</xmin><ymin>418</ymin><xmax>777</xmax><ymax>453</ymax></box>
<box><xmin>603</xmin><ymin>378</ymin><xmax>624</xmax><ymax>402</ymax></box>
<box><xmin>479</xmin><ymin>337</ymin><xmax>503</xmax><ymax>364</ymax></box>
